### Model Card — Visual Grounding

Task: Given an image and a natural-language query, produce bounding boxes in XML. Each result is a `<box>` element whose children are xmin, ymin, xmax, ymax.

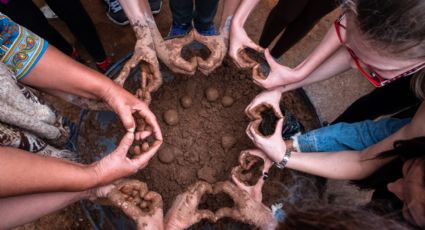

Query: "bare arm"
<box><xmin>21</xmin><ymin>46</ymin><xmax>111</xmax><ymax>100</ymax></box>
<box><xmin>248</xmin><ymin>103</ymin><xmax>425</xmax><ymax>180</ymax></box>
<box><xmin>0</xmin><ymin>147</ymin><xmax>98</xmax><ymax>196</ymax></box>
<box><xmin>253</xmin><ymin>14</ymin><xmax>347</xmax><ymax>89</ymax></box>
<box><xmin>231</xmin><ymin>0</ymin><xmax>261</xmax><ymax>28</ymax></box>
<box><xmin>0</xmin><ymin>191</ymin><xmax>88</xmax><ymax>229</ymax></box>
<box><xmin>279</xmin><ymin>47</ymin><xmax>352</xmax><ymax>92</ymax></box>
<box><xmin>228</xmin><ymin>0</ymin><xmax>264</xmax><ymax>68</ymax></box>
<box><xmin>0</xmin><ymin>132</ymin><xmax>159</xmax><ymax>197</ymax></box>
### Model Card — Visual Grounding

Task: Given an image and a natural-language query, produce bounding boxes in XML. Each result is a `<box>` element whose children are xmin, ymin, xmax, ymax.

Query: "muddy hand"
<box><xmin>214</xmin><ymin>181</ymin><xmax>276</xmax><ymax>230</ymax></box>
<box><xmin>136</xmin><ymin>62</ymin><xmax>160</xmax><ymax>105</ymax></box>
<box><xmin>165</xmin><ymin>181</ymin><xmax>215</xmax><ymax>230</ymax></box>
<box><xmin>228</xmin><ymin>25</ymin><xmax>263</xmax><ymax>69</ymax></box>
<box><xmin>93</xmin><ymin>132</ymin><xmax>161</xmax><ymax>186</ymax></box>
<box><xmin>246</xmin><ymin>119</ymin><xmax>286</xmax><ymax>163</ymax></box>
<box><xmin>105</xmin><ymin>180</ymin><xmax>164</xmax><ymax>230</ymax></box>
<box><xmin>253</xmin><ymin>49</ymin><xmax>304</xmax><ymax>90</ymax></box>
<box><xmin>245</xmin><ymin>89</ymin><xmax>283</xmax><ymax>120</ymax></box>
<box><xmin>192</xmin><ymin>28</ymin><xmax>229</xmax><ymax>76</ymax></box>
<box><xmin>146</xmin><ymin>19</ymin><xmax>197</xmax><ymax>75</ymax></box>
<box><xmin>114</xmin><ymin>25</ymin><xmax>162</xmax><ymax>91</ymax></box>
<box><xmin>231</xmin><ymin>149</ymin><xmax>273</xmax><ymax>202</ymax></box>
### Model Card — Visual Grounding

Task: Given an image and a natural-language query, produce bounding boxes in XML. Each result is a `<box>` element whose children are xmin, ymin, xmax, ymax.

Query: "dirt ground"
<box><xmin>15</xmin><ymin>0</ymin><xmax>334</xmax><ymax>229</ymax></box>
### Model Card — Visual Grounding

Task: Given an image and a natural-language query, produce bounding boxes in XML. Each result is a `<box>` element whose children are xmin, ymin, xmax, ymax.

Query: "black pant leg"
<box><xmin>193</xmin><ymin>0</ymin><xmax>218</xmax><ymax>31</ymax></box>
<box><xmin>0</xmin><ymin>0</ymin><xmax>73</xmax><ymax>55</ymax></box>
<box><xmin>332</xmin><ymin>76</ymin><xmax>420</xmax><ymax>123</ymax></box>
<box><xmin>259</xmin><ymin>0</ymin><xmax>309</xmax><ymax>48</ymax></box>
<box><xmin>45</xmin><ymin>0</ymin><xmax>106</xmax><ymax>62</ymax></box>
<box><xmin>269</xmin><ymin>0</ymin><xmax>337</xmax><ymax>57</ymax></box>
<box><xmin>169</xmin><ymin>0</ymin><xmax>193</xmax><ymax>26</ymax></box>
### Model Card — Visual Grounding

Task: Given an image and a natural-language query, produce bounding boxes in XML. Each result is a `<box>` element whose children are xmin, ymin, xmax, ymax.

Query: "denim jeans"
<box><xmin>169</xmin><ymin>0</ymin><xmax>218</xmax><ymax>30</ymax></box>
<box><xmin>293</xmin><ymin>118</ymin><xmax>411</xmax><ymax>152</ymax></box>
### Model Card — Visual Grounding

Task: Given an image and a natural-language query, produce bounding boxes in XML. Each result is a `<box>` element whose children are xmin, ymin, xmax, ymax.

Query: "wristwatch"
<box><xmin>275</xmin><ymin>149</ymin><xmax>292</xmax><ymax>170</ymax></box>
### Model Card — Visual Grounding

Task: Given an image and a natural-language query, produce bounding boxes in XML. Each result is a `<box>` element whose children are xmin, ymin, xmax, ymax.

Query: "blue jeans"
<box><xmin>293</xmin><ymin>118</ymin><xmax>410</xmax><ymax>152</ymax></box>
<box><xmin>169</xmin><ymin>0</ymin><xmax>218</xmax><ymax>30</ymax></box>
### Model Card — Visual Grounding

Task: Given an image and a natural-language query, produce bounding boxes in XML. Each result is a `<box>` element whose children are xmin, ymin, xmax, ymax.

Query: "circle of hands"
<box><xmin>111</xmin><ymin>16</ymin><xmax>282</xmax><ymax>107</ymax></box>
<box><xmin>91</xmin><ymin>148</ymin><xmax>276</xmax><ymax>230</ymax></box>
<box><xmin>87</xmin><ymin>13</ymin><xmax>294</xmax><ymax>230</ymax></box>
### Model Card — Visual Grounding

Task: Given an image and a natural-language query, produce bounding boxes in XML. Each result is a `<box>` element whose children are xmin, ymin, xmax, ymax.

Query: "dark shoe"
<box><xmin>149</xmin><ymin>0</ymin><xmax>162</xmax><ymax>15</ymax></box>
<box><xmin>104</xmin><ymin>0</ymin><xmax>129</xmax><ymax>26</ymax></box>
<box><xmin>281</xmin><ymin>108</ymin><xmax>305</xmax><ymax>140</ymax></box>
<box><xmin>168</xmin><ymin>21</ymin><xmax>192</xmax><ymax>38</ymax></box>
<box><xmin>195</xmin><ymin>23</ymin><xmax>216</xmax><ymax>36</ymax></box>
<box><xmin>96</xmin><ymin>56</ymin><xmax>112</xmax><ymax>73</ymax></box>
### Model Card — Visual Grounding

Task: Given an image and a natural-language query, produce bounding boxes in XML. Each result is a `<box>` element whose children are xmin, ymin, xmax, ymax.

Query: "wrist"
<box><xmin>274</xmin><ymin>142</ymin><xmax>291</xmax><ymax>170</ymax></box>
<box><xmin>164</xmin><ymin>216</ymin><xmax>185</xmax><ymax>230</ymax></box>
<box><xmin>138</xmin><ymin>219</ymin><xmax>164</xmax><ymax>230</ymax></box>
<box><xmin>259</xmin><ymin>212</ymin><xmax>278</xmax><ymax>230</ymax></box>
<box><xmin>87</xmin><ymin>161</ymin><xmax>105</xmax><ymax>188</ymax></box>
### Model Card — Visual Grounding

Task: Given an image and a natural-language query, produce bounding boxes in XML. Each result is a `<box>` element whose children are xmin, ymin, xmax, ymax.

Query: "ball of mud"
<box><xmin>197</xmin><ymin>165</ymin><xmax>217</xmax><ymax>183</ymax></box>
<box><xmin>221</xmin><ymin>135</ymin><xmax>237</xmax><ymax>151</ymax></box>
<box><xmin>205</xmin><ymin>87</ymin><xmax>219</xmax><ymax>102</ymax></box>
<box><xmin>180</xmin><ymin>96</ymin><xmax>193</xmax><ymax>109</ymax></box>
<box><xmin>158</xmin><ymin>146</ymin><xmax>175</xmax><ymax>164</ymax></box>
<box><xmin>221</xmin><ymin>96</ymin><xmax>234</xmax><ymax>107</ymax></box>
<box><xmin>163</xmin><ymin>109</ymin><xmax>179</xmax><ymax>126</ymax></box>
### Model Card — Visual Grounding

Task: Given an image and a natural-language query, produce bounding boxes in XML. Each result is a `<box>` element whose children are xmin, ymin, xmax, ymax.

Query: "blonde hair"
<box><xmin>412</xmin><ymin>74</ymin><xmax>425</xmax><ymax>100</ymax></box>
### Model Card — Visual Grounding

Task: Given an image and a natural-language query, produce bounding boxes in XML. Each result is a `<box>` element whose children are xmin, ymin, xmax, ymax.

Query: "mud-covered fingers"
<box><xmin>118</xmin><ymin>180</ymin><xmax>149</xmax><ymax>197</ymax></box>
<box><xmin>244</xmin><ymin>103</ymin><xmax>259</xmax><ymax>120</ymax></box>
<box><xmin>172</xmin><ymin>56</ymin><xmax>197</xmax><ymax>75</ymax></box>
<box><xmin>213</xmin><ymin>181</ymin><xmax>245</xmax><ymax>200</ymax></box>
<box><xmin>245</xmin><ymin>103</ymin><xmax>270</xmax><ymax>121</ymax></box>
<box><xmin>191</xmin><ymin>181</ymin><xmax>213</xmax><ymax>203</ymax></box>
<box><xmin>246</xmin><ymin>150</ymin><xmax>273</xmax><ymax>172</ymax></box>
<box><xmin>238</xmin><ymin>150</ymin><xmax>250</xmax><ymax>166</ymax></box>
<box><xmin>114</xmin><ymin>54</ymin><xmax>141</xmax><ymax>85</ymax></box>
<box><xmin>215</xmin><ymin>207</ymin><xmax>242</xmax><ymax>221</ymax></box>
<box><xmin>132</xmin><ymin>139</ymin><xmax>162</xmax><ymax>168</ymax></box>
<box><xmin>135</xmin><ymin>123</ymin><xmax>153</xmax><ymax>141</ymax></box>
<box><xmin>230</xmin><ymin>168</ymin><xmax>249</xmax><ymax>190</ymax></box>
<box><xmin>143</xmin><ymin>191</ymin><xmax>163</xmax><ymax>214</ymax></box>
<box><xmin>134</xmin><ymin>110</ymin><xmax>163</xmax><ymax>142</ymax></box>
<box><xmin>252</xmin><ymin>64</ymin><xmax>268</xmax><ymax>85</ymax></box>
<box><xmin>237</xmin><ymin>49</ymin><xmax>257</xmax><ymax>69</ymax></box>
<box><xmin>248</xmin><ymin>120</ymin><xmax>263</xmax><ymax>138</ymax></box>
<box><xmin>146</xmin><ymin>64</ymin><xmax>163</xmax><ymax>92</ymax></box>
<box><xmin>195</xmin><ymin>210</ymin><xmax>215</xmax><ymax>223</ymax></box>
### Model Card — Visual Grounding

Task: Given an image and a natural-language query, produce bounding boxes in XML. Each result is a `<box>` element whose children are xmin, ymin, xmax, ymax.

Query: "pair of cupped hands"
<box><xmin>90</xmin><ymin>148</ymin><xmax>276</xmax><ymax>230</ymax></box>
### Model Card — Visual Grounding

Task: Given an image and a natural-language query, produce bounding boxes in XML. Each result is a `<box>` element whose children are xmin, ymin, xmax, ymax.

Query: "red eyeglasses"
<box><xmin>334</xmin><ymin>14</ymin><xmax>425</xmax><ymax>87</ymax></box>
